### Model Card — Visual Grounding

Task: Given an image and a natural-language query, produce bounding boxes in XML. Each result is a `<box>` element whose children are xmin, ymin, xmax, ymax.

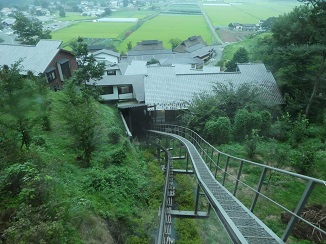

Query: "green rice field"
<box><xmin>118</xmin><ymin>14</ymin><xmax>212</xmax><ymax>52</ymax></box>
<box><xmin>203</xmin><ymin>0</ymin><xmax>301</xmax><ymax>27</ymax></box>
<box><xmin>55</xmin><ymin>12</ymin><xmax>96</xmax><ymax>21</ymax></box>
<box><xmin>55</xmin><ymin>10</ymin><xmax>158</xmax><ymax>21</ymax></box>
<box><xmin>51</xmin><ymin>22</ymin><xmax>134</xmax><ymax>44</ymax></box>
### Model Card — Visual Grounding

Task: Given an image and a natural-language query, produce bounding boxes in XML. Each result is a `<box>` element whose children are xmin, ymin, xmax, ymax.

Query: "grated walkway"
<box><xmin>151</xmin><ymin>130</ymin><xmax>284</xmax><ymax>244</ymax></box>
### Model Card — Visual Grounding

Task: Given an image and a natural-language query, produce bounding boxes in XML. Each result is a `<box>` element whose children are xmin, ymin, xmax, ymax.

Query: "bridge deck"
<box><xmin>151</xmin><ymin>130</ymin><xmax>283</xmax><ymax>244</ymax></box>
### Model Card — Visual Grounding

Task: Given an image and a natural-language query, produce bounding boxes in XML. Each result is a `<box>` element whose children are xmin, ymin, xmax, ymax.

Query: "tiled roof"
<box><xmin>92</xmin><ymin>49</ymin><xmax>120</xmax><ymax>58</ymax></box>
<box><xmin>144</xmin><ymin>63</ymin><xmax>284</xmax><ymax>110</ymax></box>
<box><xmin>0</xmin><ymin>40</ymin><xmax>63</xmax><ymax>74</ymax></box>
<box><xmin>124</xmin><ymin>60</ymin><xmax>147</xmax><ymax>75</ymax></box>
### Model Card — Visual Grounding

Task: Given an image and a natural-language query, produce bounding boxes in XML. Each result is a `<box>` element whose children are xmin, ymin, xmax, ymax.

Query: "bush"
<box><xmin>289</xmin><ymin>145</ymin><xmax>316</xmax><ymax>175</ymax></box>
<box><xmin>245</xmin><ymin>129</ymin><xmax>260</xmax><ymax>159</ymax></box>
<box><xmin>289</xmin><ymin>114</ymin><xmax>309</xmax><ymax>147</ymax></box>
<box><xmin>204</xmin><ymin>117</ymin><xmax>232</xmax><ymax>144</ymax></box>
<box><xmin>108</xmin><ymin>127</ymin><xmax>122</xmax><ymax>144</ymax></box>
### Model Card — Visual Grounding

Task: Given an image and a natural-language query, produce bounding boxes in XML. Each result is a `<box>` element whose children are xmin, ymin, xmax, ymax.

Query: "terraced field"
<box><xmin>118</xmin><ymin>14</ymin><xmax>212</xmax><ymax>52</ymax></box>
<box><xmin>203</xmin><ymin>0</ymin><xmax>301</xmax><ymax>27</ymax></box>
<box><xmin>51</xmin><ymin>21</ymin><xmax>134</xmax><ymax>44</ymax></box>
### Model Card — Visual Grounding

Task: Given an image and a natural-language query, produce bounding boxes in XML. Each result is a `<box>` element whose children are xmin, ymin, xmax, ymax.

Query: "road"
<box><xmin>200</xmin><ymin>4</ymin><xmax>225</xmax><ymax>46</ymax></box>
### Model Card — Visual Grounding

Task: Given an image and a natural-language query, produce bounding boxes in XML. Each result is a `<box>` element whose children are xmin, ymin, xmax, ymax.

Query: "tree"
<box><xmin>102</xmin><ymin>8</ymin><xmax>112</xmax><ymax>17</ymax></box>
<box><xmin>225</xmin><ymin>47</ymin><xmax>249</xmax><ymax>72</ymax></box>
<box><xmin>123</xmin><ymin>0</ymin><xmax>128</xmax><ymax>7</ymax></box>
<box><xmin>0</xmin><ymin>63</ymin><xmax>42</xmax><ymax>160</ymax></box>
<box><xmin>270</xmin><ymin>4</ymin><xmax>326</xmax><ymax>120</ymax></box>
<box><xmin>127</xmin><ymin>41</ymin><xmax>132</xmax><ymax>51</ymax></box>
<box><xmin>62</xmin><ymin>38</ymin><xmax>105</xmax><ymax>166</ymax></box>
<box><xmin>59</xmin><ymin>8</ymin><xmax>66</xmax><ymax>18</ymax></box>
<box><xmin>70</xmin><ymin>37</ymin><xmax>105</xmax><ymax>93</ymax></box>
<box><xmin>261</xmin><ymin>17</ymin><xmax>277</xmax><ymax>31</ymax></box>
<box><xmin>12</xmin><ymin>12</ymin><xmax>51</xmax><ymax>45</ymax></box>
<box><xmin>169</xmin><ymin>38</ymin><xmax>182</xmax><ymax>50</ymax></box>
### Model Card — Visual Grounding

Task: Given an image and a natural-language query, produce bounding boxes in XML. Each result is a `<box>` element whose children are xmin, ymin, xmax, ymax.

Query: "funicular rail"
<box><xmin>149</xmin><ymin>124</ymin><xmax>326</xmax><ymax>244</ymax></box>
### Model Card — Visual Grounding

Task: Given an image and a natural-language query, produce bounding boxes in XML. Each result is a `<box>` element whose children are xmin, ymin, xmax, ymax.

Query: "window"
<box><xmin>57</xmin><ymin>59</ymin><xmax>71</xmax><ymax>81</ymax></box>
<box><xmin>118</xmin><ymin>85</ymin><xmax>133</xmax><ymax>94</ymax></box>
<box><xmin>60</xmin><ymin>61</ymin><xmax>71</xmax><ymax>79</ymax></box>
<box><xmin>45</xmin><ymin>68</ymin><xmax>56</xmax><ymax>83</ymax></box>
<box><xmin>107</xmin><ymin>70</ymin><xmax>117</xmax><ymax>75</ymax></box>
<box><xmin>101</xmin><ymin>86</ymin><xmax>114</xmax><ymax>95</ymax></box>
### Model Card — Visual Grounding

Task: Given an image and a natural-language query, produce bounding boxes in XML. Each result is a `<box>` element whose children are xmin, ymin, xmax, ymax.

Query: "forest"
<box><xmin>0</xmin><ymin>0</ymin><xmax>325</xmax><ymax>243</ymax></box>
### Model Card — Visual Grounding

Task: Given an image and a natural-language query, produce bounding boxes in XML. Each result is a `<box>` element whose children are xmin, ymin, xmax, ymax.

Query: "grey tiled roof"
<box><xmin>0</xmin><ymin>40</ymin><xmax>63</xmax><ymax>74</ymax></box>
<box><xmin>92</xmin><ymin>49</ymin><xmax>120</xmax><ymax>58</ymax></box>
<box><xmin>159</xmin><ymin>57</ymin><xmax>203</xmax><ymax>66</ymax></box>
<box><xmin>144</xmin><ymin>63</ymin><xmax>284</xmax><ymax>110</ymax></box>
<box><xmin>124</xmin><ymin>60</ymin><xmax>147</xmax><ymax>75</ymax></box>
<box><xmin>127</xmin><ymin>49</ymin><xmax>172</xmax><ymax>56</ymax></box>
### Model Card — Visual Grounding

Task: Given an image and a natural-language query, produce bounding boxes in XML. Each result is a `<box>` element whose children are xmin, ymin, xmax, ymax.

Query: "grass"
<box><xmin>216</xmin><ymin>139</ymin><xmax>326</xmax><ymax>237</ymax></box>
<box><xmin>51</xmin><ymin>21</ymin><xmax>134</xmax><ymax>44</ymax></box>
<box><xmin>203</xmin><ymin>0</ymin><xmax>301</xmax><ymax>27</ymax></box>
<box><xmin>118</xmin><ymin>14</ymin><xmax>213</xmax><ymax>52</ymax></box>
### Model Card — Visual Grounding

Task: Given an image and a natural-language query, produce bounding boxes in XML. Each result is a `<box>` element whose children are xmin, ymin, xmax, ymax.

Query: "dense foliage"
<box><xmin>0</xmin><ymin>62</ymin><xmax>163</xmax><ymax>243</ymax></box>
<box><xmin>12</xmin><ymin>12</ymin><xmax>51</xmax><ymax>45</ymax></box>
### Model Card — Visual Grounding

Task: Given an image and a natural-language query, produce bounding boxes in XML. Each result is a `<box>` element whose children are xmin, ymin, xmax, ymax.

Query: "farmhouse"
<box><xmin>88</xmin><ymin>60</ymin><xmax>283</xmax><ymax>133</ymax></box>
<box><xmin>144</xmin><ymin>63</ymin><xmax>284</xmax><ymax>123</ymax></box>
<box><xmin>173</xmin><ymin>36</ymin><xmax>214</xmax><ymax>62</ymax></box>
<box><xmin>92</xmin><ymin>49</ymin><xmax>121</xmax><ymax>65</ymax></box>
<box><xmin>1</xmin><ymin>18</ymin><xmax>16</xmax><ymax>27</ymax></box>
<box><xmin>0</xmin><ymin>40</ymin><xmax>77</xmax><ymax>90</ymax></box>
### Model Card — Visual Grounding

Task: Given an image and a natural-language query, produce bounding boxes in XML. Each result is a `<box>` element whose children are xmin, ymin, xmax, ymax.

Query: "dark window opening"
<box><xmin>101</xmin><ymin>86</ymin><xmax>114</xmax><ymax>95</ymax></box>
<box><xmin>107</xmin><ymin>70</ymin><xmax>117</xmax><ymax>75</ymax></box>
<box><xmin>60</xmin><ymin>61</ymin><xmax>71</xmax><ymax>79</ymax></box>
<box><xmin>46</xmin><ymin>70</ymin><xmax>56</xmax><ymax>82</ymax></box>
<box><xmin>118</xmin><ymin>85</ymin><xmax>133</xmax><ymax>94</ymax></box>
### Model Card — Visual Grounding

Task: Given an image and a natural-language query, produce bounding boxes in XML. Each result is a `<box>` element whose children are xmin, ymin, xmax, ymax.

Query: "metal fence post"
<box><xmin>233</xmin><ymin>161</ymin><xmax>244</xmax><ymax>196</ymax></box>
<box><xmin>222</xmin><ymin>156</ymin><xmax>230</xmax><ymax>186</ymax></box>
<box><xmin>194</xmin><ymin>184</ymin><xmax>200</xmax><ymax>215</ymax></box>
<box><xmin>250</xmin><ymin>167</ymin><xmax>267</xmax><ymax>212</ymax></box>
<box><xmin>281</xmin><ymin>180</ymin><xmax>316</xmax><ymax>242</ymax></box>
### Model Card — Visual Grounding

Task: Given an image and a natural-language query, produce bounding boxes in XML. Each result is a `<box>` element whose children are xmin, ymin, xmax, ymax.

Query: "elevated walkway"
<box><xmin>150</xmin><ymin>129</ymin><xmax>283</xmax><ymax>244</ymax></box>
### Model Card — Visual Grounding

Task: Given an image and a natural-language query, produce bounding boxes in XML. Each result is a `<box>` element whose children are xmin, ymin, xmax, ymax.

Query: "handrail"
<box><xmin>153</xmin><ymin>141</ymin><xmax>173</xmax><ymax>244</ymax></box>
<box><xmin>150</xmin><ymin>124</ymin><xmax>326</xmax><ymax>242</ymax></box>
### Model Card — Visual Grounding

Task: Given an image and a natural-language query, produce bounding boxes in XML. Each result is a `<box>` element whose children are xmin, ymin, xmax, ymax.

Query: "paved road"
<box><xmin>200</xmin><ymin>4</ymin><xmax>225</xmax><ymax>46</ymax></box>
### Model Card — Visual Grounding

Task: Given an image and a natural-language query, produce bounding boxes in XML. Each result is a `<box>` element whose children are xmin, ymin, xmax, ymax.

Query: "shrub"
<box><xmin>289</xmin><ymin>145</ymin><xmax>316</xmax><ymax>175</ymax></box>
<box><xmin>245</xmin><ymin>129</ymin><xmax>260</xmax><ymax>159</ymax></box>
<box><xmin>289</xmin><ymin>114</ymin><xmax>309</xmax><ymax>147</ymax></box>
<box><xmin>108</xmin><ymin>127</ymin><xmax>122</xmax><ymax>144</ymax></box>
<box><xmin>204</xmin><ymin>117</ymin><xmax>232</xmax><ymax>144</ymax></box>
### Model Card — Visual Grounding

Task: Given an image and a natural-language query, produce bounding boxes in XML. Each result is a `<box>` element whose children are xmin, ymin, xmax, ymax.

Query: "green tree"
<box><xmin>123</xmin><ymin>0</ymin><xmax>128</xmax><ymax>7</ymax></box>
<box><xmin>102</xmin><ymin>7</ymin><xmax>112</xmax><ymax>17</ymax></box>
<box><xmin>127</xmin><ymin>41</ymin><xmax>132</xmax><ymax>51</ymax></box>
<box><xmin>268</xmin><ymin>4</ymin><xmax>326</xmax><ymax>120</ymax></box>
<box><xmin>169</xmin><ymin>38</ymin><xmax>182</xmax><ymax>50</ymax></box>
<box><xmin>61</xmin><ymin>81</ymin><xmax>100</xmax><ymax>167</ymax></box>
<box><xmin>12</xmin><ymin>12</ymin><xmax>51</xmax><ymax>45</ymax></box>
<box><xmin>0</xmin><ymin>63</ymin><xmax>43</xmax><ymax>163</ymax></box>
<box><xmin>63</xmin><ymin>39</ymin><xmax>105</xmax><ymax>166</ymax></box>
<box><xmin>70</xmin><ymin>37</ymin><xmax>105</xmax><ymax>94</ymax></box>
<box><xmin>225</xmin><ymin>47</ymin><xmax>249</xmax><ymax>72</ymax></box>
<box><xmin>59</xmin><ymin>8</ymin><xmax>66</xmax><ymax>17</ymax></box>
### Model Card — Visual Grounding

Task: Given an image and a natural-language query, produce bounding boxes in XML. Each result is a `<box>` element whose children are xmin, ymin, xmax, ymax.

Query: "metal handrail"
<box><xmin>150</xmin><ymin>124</ymin><xmax>326</xmax><ymax>242</ymax></box>
<box><xmin>153</xmin><ymin>141</ymin><xmax>173</xmax><ymax>244</ymax></box>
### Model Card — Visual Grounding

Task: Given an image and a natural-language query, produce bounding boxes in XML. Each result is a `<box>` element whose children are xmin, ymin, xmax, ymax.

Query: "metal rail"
<box><xmin>150</xmin><ymin>124</ymin><xmax>326</xmax><ymax>243</ymax></box>
<box><xmin>155</xmin><ymin>143</ymin><xmax>174</xmax><ymax>244</ymax></box>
